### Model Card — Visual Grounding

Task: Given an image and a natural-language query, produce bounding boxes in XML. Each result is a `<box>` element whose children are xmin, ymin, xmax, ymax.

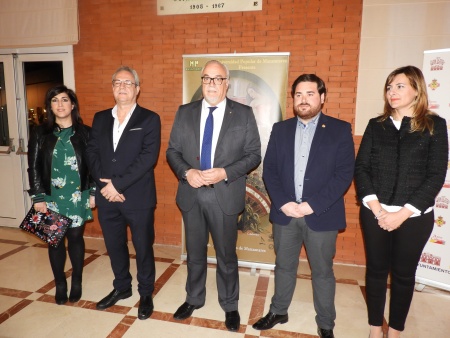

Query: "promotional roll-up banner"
<box><xmin>417</xmin><ymin>49</ymin><xmax>450</xmax><ymax>291</ymax></box>
<box><xmin>182</xmin><ymin>53</ymin><xmax>289</xmax><ymax>266</ymax></box>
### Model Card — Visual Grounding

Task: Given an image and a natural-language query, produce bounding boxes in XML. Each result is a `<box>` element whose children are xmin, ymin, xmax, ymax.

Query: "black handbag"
<box><xmin>19</xmin><ymin>206</ymin><xmax>72</xmax><ymax>248</ymax></box>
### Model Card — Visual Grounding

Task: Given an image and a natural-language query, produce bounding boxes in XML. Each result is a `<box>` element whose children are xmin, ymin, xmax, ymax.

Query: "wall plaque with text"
<box><xmin>157</xmin><ymin>0</ymin><xmax>262</xmax><ymax>16</ymax></box>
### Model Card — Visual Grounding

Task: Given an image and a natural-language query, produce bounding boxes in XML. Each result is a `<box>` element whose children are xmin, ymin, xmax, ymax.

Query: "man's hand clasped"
<box><xmin>185</xmin><ymin>168</ymin><xmax>227</xmax><ymax>188</ymax></box>
<box><xmin>280</xmin><ymin>201</ymin><xmax>314</xmax><ymax>218</ymax></box>
<box><xmin>100</xmin><ymin>178</ymin><xmax>126</xmax><ymax>202</ymax></box>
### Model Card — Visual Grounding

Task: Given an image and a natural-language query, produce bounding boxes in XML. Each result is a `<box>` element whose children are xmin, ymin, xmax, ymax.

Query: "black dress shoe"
<box><xmin>138</xmin><ymin>296</ymin><xmax>154</xmax><ymax>320</ymax></box>
<box><xmin>69</xmin><ymin>284</ymin><xmax>82</xmax><ymax>303</ymax></box>
<box><xmin>318</xmin><ymin>327</ymin><xmax>335</xmax><ymax>338</ymax></box>
<box><xmin>55</xmin><ymin>282</ymin><xmax>68</xmax><ymax>305</ymax></box>
<box><xmin>252</xmin><ymin>311</ymin><xmax>288</xmax><ymax>330</ymax></box>
<box><xmin>96</xmin><ymin>288</ymin><xmax>132</xmax><ymax>310</ymax></box>
<box><xmin>173</xmin><ymin>302</ymin><xmax>203</xmax><ymax>320</ymax></box>
<box><xmin>225</xmin><ymin>310</ymin><xmax>240</xmax><ymax>332</ymax></box>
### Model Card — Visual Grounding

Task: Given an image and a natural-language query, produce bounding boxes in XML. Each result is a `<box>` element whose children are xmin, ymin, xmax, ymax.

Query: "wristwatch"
<box><xmin>182</xmin><ymin>169</ymin><xmax>191</xmax><ymax>181</ymax></box>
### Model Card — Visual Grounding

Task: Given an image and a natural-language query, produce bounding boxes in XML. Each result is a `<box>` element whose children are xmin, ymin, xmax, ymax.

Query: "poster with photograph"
<box><xmin>182</xmin><ymin>53</ymin><xmax>289</xmax><ymax>265</ymax></box>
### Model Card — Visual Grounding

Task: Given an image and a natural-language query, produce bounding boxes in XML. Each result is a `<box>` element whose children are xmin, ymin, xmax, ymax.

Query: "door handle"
<box><xmin>0</xmin><ymin>138</ymin><xmax>14</xmax><ymax>154</ymax></box>
<box><xmin>16</xmin><ymin>138</ymin><xmax>27</xmax><ymax>155</ymax></box>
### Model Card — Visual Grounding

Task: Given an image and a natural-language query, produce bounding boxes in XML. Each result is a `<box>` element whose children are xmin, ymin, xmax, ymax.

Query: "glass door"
<box><xmin>0</xmin><ymin>46</ymin><xmax>75</xmax><ymax>227</ymax></box>
<box><xmin>0</xmin><ymin>55</ymin><xmax>24</xmax><ymax>226</ymax></box>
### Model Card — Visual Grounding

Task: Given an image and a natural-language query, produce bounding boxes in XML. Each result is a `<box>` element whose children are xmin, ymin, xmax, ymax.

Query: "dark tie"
<box><xmin>200</xmin><ymin>106</ymin><xmax>217</xmax><ymax>170</ymax></box>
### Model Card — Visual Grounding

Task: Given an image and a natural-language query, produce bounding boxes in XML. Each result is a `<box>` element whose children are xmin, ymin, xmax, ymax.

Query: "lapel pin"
<box><xmin>322</xmin><ymin>124</ymin><xmax>326</xmax><ymax>128</ymax></box>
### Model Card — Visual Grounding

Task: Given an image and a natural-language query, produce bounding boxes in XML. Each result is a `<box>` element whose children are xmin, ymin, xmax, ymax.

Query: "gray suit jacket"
<box><xmin>166</xmin><ymin>98</ymin><xmax>261</xmax><ymax>215</ymax></box>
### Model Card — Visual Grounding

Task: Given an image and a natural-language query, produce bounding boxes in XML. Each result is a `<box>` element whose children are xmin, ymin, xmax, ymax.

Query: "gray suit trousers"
<box><xmin>182</xmin><ymin>187</ymin><xmax>239</xmax><ymax>312</ymax></box>
<box><xmin>270</xmin><ymin>217</ymin><xmax>338</xmax><ymax>330</ymax></box>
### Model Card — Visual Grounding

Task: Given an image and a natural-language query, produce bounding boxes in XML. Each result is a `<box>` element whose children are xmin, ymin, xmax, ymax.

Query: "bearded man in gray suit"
<box><xmin>166</xmin><ymin>60</ymin><xmax>261</xmax><ymax>332</ymax></box>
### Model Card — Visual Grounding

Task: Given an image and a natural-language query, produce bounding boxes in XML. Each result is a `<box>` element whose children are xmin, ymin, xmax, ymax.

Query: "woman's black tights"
<box><xmin>48</xmin><ymin>225</ymin><xmax>86</xmax><ymax>285</ymax></box>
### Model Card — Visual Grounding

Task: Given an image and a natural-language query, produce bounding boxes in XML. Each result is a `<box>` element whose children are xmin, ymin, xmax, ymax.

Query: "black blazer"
<box><xmin>28</xmin><ymin>124</ymin><xmax>92</xmax><ymax>199</ymax></box>
<box><xmin>355</xmin><ymin>115</ymin><xmax>448</xmax><ymax>213</ymax></box>
<box><xmin>86</xmin><ymin>104</ymin><xmax>161</xmax><ymax>209</ymax></box>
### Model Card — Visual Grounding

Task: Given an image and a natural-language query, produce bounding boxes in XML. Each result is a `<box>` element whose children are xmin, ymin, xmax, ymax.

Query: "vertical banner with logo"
<box><xmin>182</xmin><ymin>53</ymin><xmax>290</xmax><ymax>266</ymax></box>
<box><xmin>416</xmin><ymin>49</ymin><xmax>450</xmax><ymax>291</ymax></box>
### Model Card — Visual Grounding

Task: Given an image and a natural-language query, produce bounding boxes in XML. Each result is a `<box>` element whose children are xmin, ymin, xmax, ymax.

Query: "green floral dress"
<box><xmin>43</xmin><ymin>127</ymin><xmax>93</xmax><ymax>228</ymax></box>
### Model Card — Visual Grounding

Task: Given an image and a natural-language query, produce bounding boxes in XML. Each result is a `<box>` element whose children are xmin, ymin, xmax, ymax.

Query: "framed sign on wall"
<box><xmin>157</xmin><ymin>0</ymin><xmax>262</xmax><ymax>16</ymax></box>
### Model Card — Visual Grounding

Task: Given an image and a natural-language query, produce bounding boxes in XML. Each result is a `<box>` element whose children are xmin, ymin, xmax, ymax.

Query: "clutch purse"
<box><xmin>19</xmin><ymin>206</ymin><xmax>72</xmax><ymax>248</ymax></box>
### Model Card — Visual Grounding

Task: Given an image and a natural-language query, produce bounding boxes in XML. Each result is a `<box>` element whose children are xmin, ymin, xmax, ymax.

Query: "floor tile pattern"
<box><xmin>0</xmin><ymin>227</ymin><xmax>449</xmax><ymax>337</ymax></box>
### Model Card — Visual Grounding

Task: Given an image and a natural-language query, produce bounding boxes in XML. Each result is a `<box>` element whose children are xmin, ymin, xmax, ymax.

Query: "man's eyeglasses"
<box><xmin>112</xmin><ymin>79</ymin><xmax>137</xmax><ymax>88</ymax></box>
<box><xmin>201</xmin><ymin>76</ymin><xmax>227</xmax><ymax>85</ymax></box>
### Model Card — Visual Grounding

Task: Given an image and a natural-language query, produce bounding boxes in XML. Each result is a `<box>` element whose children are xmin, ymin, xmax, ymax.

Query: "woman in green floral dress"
<box><xmin>28</xmin><ymin>85</ymin><xmax>95</xmax><ymax>305</ymax></box>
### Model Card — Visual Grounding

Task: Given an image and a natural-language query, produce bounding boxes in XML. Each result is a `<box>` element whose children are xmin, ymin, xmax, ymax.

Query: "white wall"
<box><xmin>355</xmin><ymin>0</ymin><xmax>450</xmax><ymax>135</ymax></box>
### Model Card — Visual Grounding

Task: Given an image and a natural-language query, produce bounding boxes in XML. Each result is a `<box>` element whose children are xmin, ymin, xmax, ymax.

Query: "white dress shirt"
<box><xmin>111</xmin><ymin>103</ymin><xmax>136</xmax><ymax>151</ymax></box>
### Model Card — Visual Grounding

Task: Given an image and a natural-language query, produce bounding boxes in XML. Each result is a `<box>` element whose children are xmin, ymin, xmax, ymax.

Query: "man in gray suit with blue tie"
<box><xmin>252</xmin><ymin>74</ymin><xmax>355</xmax><ymax>338</ymax></box>
<box><xmin>166</xmin><ymin>60</ymin><xmax>261</xmax><ymax>332</ymax></box>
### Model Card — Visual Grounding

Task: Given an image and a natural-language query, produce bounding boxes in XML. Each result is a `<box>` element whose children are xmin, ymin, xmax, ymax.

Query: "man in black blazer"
<box><xmin>252</xmin><ymin>74</ymin><xmax>354</xmax><ymax>338</ymax></box>
<box><xmin>86</xmin><ymin>66</ymin><xmax>161</xmax><ymax>320</ymax></box>
<box><xmin>166</xmin><ymin>60</ymin><xmax>261</xmax><ymax>331</ymax></box>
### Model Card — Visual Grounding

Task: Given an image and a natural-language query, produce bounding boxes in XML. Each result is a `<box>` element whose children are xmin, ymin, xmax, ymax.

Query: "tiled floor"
<box><xmin>0</xmin><ymin>227</ymin><xmax>449</xmax><ymax>337</ymax></box>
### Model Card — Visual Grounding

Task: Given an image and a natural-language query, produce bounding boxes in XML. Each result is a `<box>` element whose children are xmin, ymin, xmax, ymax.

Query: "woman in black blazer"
<box><xmin>355</xmin><ymin>66</ymin><xmax>448</xmax><ymax>338</ymax></box>
<box><xmin>28</xmin><ymin>85</ymin><xmax>95</xmax><ymax>305</ymax></box>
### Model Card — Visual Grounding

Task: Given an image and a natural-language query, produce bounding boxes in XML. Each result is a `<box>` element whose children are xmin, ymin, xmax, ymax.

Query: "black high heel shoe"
<box><xmin>69</xmin><ymin>283</ymin><xmax>82</xmax><ymax>302</ymax></box>
<box><xmin>55</xmin><ymin>282</ymin><xmax>68</xmax><ymax>305</ymax></box>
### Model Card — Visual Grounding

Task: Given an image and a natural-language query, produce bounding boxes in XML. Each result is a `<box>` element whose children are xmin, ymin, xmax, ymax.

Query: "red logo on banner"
<box><xmin>430</xmin><ymin>57</ymin><xmax>445</xmax><ymax>71</ymax></box>
<box><xmin>420</xmin><ymin>252</ymin><xmax>442</xmax><ymax>266</ymax></box>
<box><xmin>429</xmin><ymin>235</ymin><xmax>446</xmax><ymax>245</ymax></box>
<box><xmin>436</xmin><ymin>196</ymin><xmax>449</xmax><ymax>209</ymax></box>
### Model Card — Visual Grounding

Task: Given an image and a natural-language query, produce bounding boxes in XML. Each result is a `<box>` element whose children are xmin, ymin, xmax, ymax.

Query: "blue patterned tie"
<box><xmin>200</xmin><ymin>106</ymin><xmax>217</xmax><ymax>170</ymax></box>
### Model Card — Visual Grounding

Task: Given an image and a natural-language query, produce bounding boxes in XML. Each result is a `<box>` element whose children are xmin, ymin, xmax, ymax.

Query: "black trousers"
<box><xmin>360</xmin><ymin>206</ymin><xmax>434</xmax><ymax>331</ymax></box>
<box><xmin>98</xmin><ymin>205</ymin><xmax>156</xmax><ymax>297</ymax></box>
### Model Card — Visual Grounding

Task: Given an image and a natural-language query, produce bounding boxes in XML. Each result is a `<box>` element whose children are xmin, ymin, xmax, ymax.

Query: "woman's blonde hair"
<box><xmin>380</xmin><ymin>65</ymin><xmax>435</xmax><ymax>134</ymax></box>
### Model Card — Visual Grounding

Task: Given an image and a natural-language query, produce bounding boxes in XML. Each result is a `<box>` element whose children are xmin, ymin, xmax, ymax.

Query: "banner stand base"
<box><xmin>415</xmin><ymin>277</ymin><xmax>450</xmax><ymax>292</ymax></box>
<box><xmin>415</xmin><ymin>283</ymin><xmax>426</xmax><ymax>292</ymax></box>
